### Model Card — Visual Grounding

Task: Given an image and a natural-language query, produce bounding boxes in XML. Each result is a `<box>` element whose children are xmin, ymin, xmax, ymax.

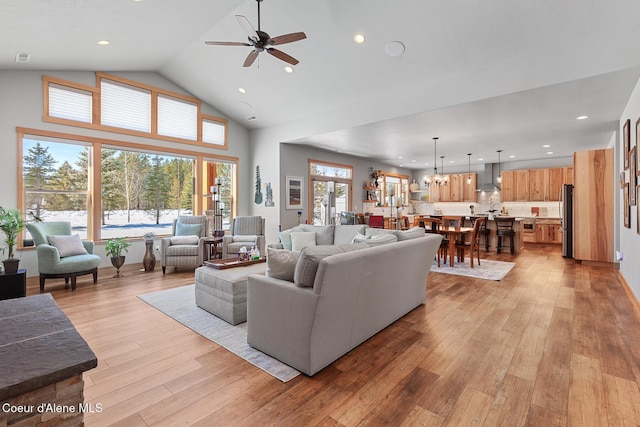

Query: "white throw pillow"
<box><xmin>266</xmin><ymin>248</ymin><xmax>300</xmax><ymax>281</ymax></box>
<box><xmin>397</xmin><ymin>226</ymin><xmax>426</xmax><ymax>241</ymax></box>
<box><xmin>47</xmin><ymin>234</ymin><xmax>88</xmax><ymax>257</ymax></box>
<box><xmin>278</xmin><ymin>226</ymin><xmax>303</xmax><ymax>250</ymax></box>
<box><xmin>170</xmin><ymin>235</ymin><xmax>200</xmax><ymax>245</ymax></box>
<box><xmin>290</xmin><ymin>231</ymin><xmax>317</xmax><ymax>251</ymax></box>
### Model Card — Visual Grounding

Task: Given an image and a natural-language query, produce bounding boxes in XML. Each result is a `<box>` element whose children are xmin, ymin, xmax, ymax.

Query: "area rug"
<box><xmin>431</xmin><ymin>258</ymin><xmax>515</xmax><ymax>281</ymax></box>
<box><xmin>138</xmin><ymin>285</ymin><xmax>300</xmax><ymax>382</ymax></box>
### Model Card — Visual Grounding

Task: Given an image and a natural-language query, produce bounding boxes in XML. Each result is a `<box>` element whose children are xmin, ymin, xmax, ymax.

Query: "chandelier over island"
<box><xmin>423</xmin><ymin>137</ymin><xmax>448</xmax><ymax>188</ymax></box>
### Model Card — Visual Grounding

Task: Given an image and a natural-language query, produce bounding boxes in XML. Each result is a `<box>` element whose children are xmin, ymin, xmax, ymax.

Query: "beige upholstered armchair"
<box><xmin>160</xmin><ymin>215</ymin><xmax>208</xmax><ymax>274</ymax></box>
<box><xmin>221</xmin><ymin>216</ymin><xmax>265</xmax><ymax>259</ymax></box>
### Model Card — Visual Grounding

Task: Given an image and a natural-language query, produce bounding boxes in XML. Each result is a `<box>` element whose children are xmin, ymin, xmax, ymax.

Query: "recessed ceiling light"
<box><xmin>450</xmin><ymin>160</ymin><xmax>455</xmax><ymax>163</ymax></box>
<box><xmin>384</xmin><ymin>41</ymin><xmax>405</xmax><ymax>57</ymax></box>
<box><xmin>509</xmin><ymin>155</ymin><xmax>515</xmax><ymax>158</ymax></box>
<box><xmin>478</xmin><ymin>158</ymin><xmax>483</xmax><ymax>161</ymax></box>
<box><xmin>546</xmin><ymin>151</ymin><xmax>554</xmax><ymax>155</ymax></box>
<box><xmin>399</xmin><ymin>164</ymin><xmax>404</xmax><ymax>167</ymax></box>
<box><xmin>238</xmin><ymin>87</ymin><xmax>246</xmax><ymax>94</ymax></box>
<box><xmin>543</xmin><ymin>144</ymin><xmax>550</xmax><ymax>148</ymax></box>
<box><xmin>284</xmin><ymin>66</ymin><xmax>294</xmax><ymax>73</ymax></box>
<box><xmin>411</xmin><ymin>160</ymin><xmax>416</xmax><ymax>163</ymax></box>
<box><xmin>576</xmin><ymin>115</ymin><xmax>589</xmax><ymax>120</ymax></box>
<box><xmin>354</xmin><ymin>34</ymin><xmax>366</xmax><ymax>44</ymax></box>
<box><xmin>97</xmin><ymin>40</ymin><xmax>110</xmax><ymax>46</ymax></box>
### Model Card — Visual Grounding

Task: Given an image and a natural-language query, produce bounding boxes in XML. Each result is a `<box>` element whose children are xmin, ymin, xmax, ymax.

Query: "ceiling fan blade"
<box><xmin>235</xmin><ymin>15</ymin><xmax>258</xmax><ymax>41</ymax></box>
<box><xmin>267</xmin><ymin>48</ymin><xmax>299</xmax><ymax>66</ymax></box>
<box><xmin>204</xmin><ymin>41</ymin><xmax>251</xmax><ymax>46</ymax></box>
<box><xmin>243</xmin><ymin>50</ymin><xmax>259</xmax><ymax>67</ymax></box>
<box><xmin>269</xmin><ymin>32</ymin><xmax>307</xmax><ymax>46</ymax></box>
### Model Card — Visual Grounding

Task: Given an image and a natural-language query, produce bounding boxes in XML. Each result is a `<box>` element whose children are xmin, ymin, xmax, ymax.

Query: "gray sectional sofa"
<box><xmin>247</xmin><ymin>231</ymin><xmax>442</xmax><ymax>376</ymax></box>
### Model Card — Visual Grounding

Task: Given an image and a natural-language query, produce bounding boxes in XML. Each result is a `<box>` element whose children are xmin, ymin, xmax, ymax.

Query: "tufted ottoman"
<box><xmin>195</xmin><ymin>262</ymin><xmax>266</xmax><ymax>325</ymax></box>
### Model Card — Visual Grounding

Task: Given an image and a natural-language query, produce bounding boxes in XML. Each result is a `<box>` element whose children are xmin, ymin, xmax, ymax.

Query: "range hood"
<box><xmin>476</xmin><ymin>163</ymin><xmax>500</xmax><ymax>192</ymax></box>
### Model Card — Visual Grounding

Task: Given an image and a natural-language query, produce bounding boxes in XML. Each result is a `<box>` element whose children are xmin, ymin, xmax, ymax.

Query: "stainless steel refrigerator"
<box><xmin>561</xmin><ymin>184</ymin><xmax>573</xmax><ymax>258</ymax></box>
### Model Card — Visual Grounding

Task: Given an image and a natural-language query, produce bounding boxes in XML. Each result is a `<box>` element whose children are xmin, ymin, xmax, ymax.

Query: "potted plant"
<box><xmin>0</xmin><ymin>207</ymin><xmax>27</xmax><ymax>273</ymax></box>
<box><xmin>105</xmin><ymin>237</ymin><xmax>131</xmax><ymax>278</ymax></box>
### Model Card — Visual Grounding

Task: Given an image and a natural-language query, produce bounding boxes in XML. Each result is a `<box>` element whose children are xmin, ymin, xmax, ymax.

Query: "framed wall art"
<box><xmin>630</xmin><ymin>147</ymin><xmax>637</xmax><ymax>206</ymax></box>
<box><xmin>624</xmin><ymin>183</ymin><xmax>630</xmax><ymax>228</ymax></box>
<box><xmin>285</xmin><ymin>176</ymin><xmax>303</xmax><ymax>210</ymax></box>
<box><xmin>624</xmin><ymin>119</ymin><xmax>630</xmax><ymax>168</ymax></box>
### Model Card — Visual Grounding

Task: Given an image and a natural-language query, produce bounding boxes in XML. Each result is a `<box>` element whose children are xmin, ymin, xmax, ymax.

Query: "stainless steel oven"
<box><xmin>522</xmin><ymin>218</ymin><xmax>535</xmax><ymax>231</ymax></box>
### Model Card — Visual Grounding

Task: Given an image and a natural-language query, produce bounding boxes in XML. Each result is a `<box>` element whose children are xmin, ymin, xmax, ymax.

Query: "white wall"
<box><xmin>619</xmin><ymin>77</ymin><xmax>640</xmax><ymax>301</ymax></box>
<box><xmin>0</xmin><ymin>71</ymin><xmax>250</xmax><ymax>277</ymax></box>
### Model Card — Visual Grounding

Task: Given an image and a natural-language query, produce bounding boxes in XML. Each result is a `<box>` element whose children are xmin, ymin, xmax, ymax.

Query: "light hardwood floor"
<box><xmin>26</xmin><ymin>244</ymin><xmax>640</xmax><ymax>426</ymax></box>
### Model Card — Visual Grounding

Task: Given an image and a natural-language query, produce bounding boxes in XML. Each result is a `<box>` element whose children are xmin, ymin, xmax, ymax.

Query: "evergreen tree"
<box><xmin>23</xmin><ymin>142</ymin><xmax>57</xmax><ymax>217</ymax></box>
<box><xmin>143</xmin><ymin>155</ymin><xmax>171</xmax><ymax>224</ymax></box>
<box><xmin>47</xmin><ymin>161</ymin><xmax>84</xmax><ymax>210</ymax></box>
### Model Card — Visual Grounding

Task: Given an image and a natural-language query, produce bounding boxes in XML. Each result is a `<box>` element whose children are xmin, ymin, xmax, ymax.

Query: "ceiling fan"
<box><xmin>205</xmin><ymin>0</ymin><xmax>307</xmax><ymax>68</ymax></box>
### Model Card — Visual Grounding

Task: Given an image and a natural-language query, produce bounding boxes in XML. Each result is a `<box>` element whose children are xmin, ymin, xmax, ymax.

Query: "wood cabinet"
<box><xmin>529</xmin><ymin>169</ymin><xmax>547</xmax><ymax>201</ymax></box>
<box><xmin>564</xmin><ymin>166</ymin><xmax>573</xmax><ymax>185</ymax></box>
<box><xmin>535</xmin><ymin>219</ymin><xmax>562</xmax><ymax>244</ymax></box>
<box><xmin>428</xmin><ymin>173</ymin><xmax>477</xmax><ymax>202</ymax></box>
<box><xmin>573</xmin><ymin>149</ymin><xmax>614</xmax><ymax>263</ymax></box>
<box><xmin>500</xmin><ymin>170</ymin><xmax>516</xmax><ymax>201</ymax></box>
<box><xmin>515</xmin><ymin>170</ymin><xmax>530</xmax><ymax>201</ymax></box>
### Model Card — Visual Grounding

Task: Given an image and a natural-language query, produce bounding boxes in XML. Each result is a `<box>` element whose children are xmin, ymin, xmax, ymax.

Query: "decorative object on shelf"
<box><xmin>285</xmin><ymin>176</ymin><xmax>303</xmax><ymax>209</ymax></box>
<box><xmin>254</xmin><ymin>166</ymin><xmax>263</xmax><ymax>204</ymax></box>
<box><xmin>210</xmin><ymin>178</ymin><xmax>224</xmax><ymax>232</ymax></box>
<box><xmin>264</xmin><ymin>182</ymin><xmax>275</xmax><ymax>207</ymax></box>
<box><xmin>105</xmin><ymin>237</ymin><xmax>131</xmax><ymax>278</ymax></box>
<box><xmin>369</xmin><ymin>167</ymin><xmax>380</xmax><ymax>187</ymax></box>
<box><xmin>467</xmin><ymin>153</ymin><xmax>473</xmax><ymax>184</ymax></box>
<box><xmin>423</xmin><ymin>137</ymin><xmax>448</xmax><ymax>188</ymax></box>
<box><xmin>142</xmin><ymin>232</ymin><xmax>157</xmax><ymax>272</ymax></box>
<box><xmin>409</xmin><ymin>179</ymin><xmax>420</xmax><ymax>192</ymax></box>
<box><xmin>0</xmin><ymin>207</ymin><xmax>30</xmax><ymax>274</ymax></box>
<box><xmin>496</xmin><ymin>150</ymin><xmax>503</xmax><ymax>184</ymax></box>
<box><xmin>296</xmin><ymin>210</ymin><xmax>303</xmax><ymax>224</ymax></box>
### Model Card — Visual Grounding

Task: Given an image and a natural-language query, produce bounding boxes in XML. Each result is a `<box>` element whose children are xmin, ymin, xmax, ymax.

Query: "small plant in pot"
<box><xmin>105</xmin><ymin>237</ymin><xmax>132</xmax><ymax>278</ymax></box>
<box><xmin>0</xmin><ymin>207</ymin><xmax>27</xmax><ymax>274</ymax></box>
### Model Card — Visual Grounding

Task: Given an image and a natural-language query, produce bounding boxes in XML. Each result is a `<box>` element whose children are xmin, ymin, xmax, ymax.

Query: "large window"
<box><xmin>22</xmin><ymin>137</ymin><xmax>90</xmax><ymax>238</ymax></box>
<box><xmin>18</xmin><ymin>129</ymin><xmax>238</xmax><ymax>243</ymax></box>
<box><xmin>309</xmin><ymin>160</ymin><xmax>353</xmax><ymax>226</ymax></box>
<box><xmin>43</xmin><ymin>73</ymin><xmax>228</xmax><ymax>150</ymax></box>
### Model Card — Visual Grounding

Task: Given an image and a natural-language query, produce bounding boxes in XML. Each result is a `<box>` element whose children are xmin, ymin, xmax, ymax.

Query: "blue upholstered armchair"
<box><xmin>26</xmin><ymin>221</ymin><xmax>102</xmax><ymax>292</ymax></box>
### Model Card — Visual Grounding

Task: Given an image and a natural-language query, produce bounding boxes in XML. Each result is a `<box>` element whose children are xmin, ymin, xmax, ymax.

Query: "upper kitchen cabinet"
<box><xmin>500</xmin><ymin>170</ymin><xmax>516</xmax><ymax>201</ymax></box>
<box><xmin>429</xmin><ymin>173</ymin><xmax>477</xmax><ymax>202</ymax></box>
<box><xmin>515</xmin><ymin>170</ymin><xmax>530</xmax><ymax>201</ymax></box>
<box><xmin>504</xmin><ymin>166</ymin><xmax>573</xmax><ymax>202</ymax></box>
<box><xmin>462</xmin><ymin>173</ymin><xmax>478</xmax><ymax>202</ymax></box>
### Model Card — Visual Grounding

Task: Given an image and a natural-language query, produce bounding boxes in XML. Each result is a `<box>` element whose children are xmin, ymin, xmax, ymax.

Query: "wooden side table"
<box><xmin>203</xmin><ymin>237</ymin><xmax>223</xmax><ymax>262</ymax></box>
<box><xmin>0</xmin><ymin>269</ymin><xmax>27</xmax><ymax>300</ymax></box>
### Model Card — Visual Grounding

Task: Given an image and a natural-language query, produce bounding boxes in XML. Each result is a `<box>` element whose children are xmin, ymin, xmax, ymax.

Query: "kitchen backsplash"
<box><xmin>363</xmin><ymin>192</ymin><xmax>561</xmax><ymax>218</ymax></box>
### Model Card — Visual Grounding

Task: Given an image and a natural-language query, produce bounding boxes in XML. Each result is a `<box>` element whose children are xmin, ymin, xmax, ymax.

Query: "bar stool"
<box><xmin>494</xmin><ymin>217</ymin><xmax>516</xmax><ymax>254</ymax></box>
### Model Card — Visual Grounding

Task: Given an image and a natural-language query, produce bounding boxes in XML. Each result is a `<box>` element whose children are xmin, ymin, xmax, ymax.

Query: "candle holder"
<box><xmin>209</xmin><ymin>181</ymin><xmax>224</xmax><ymax>234</ymax></box>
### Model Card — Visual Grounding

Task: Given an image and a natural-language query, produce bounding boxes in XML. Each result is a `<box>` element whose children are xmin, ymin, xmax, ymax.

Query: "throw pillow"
<box><xmin>170</xmin><ymin>235</ymin><xmax>200</xmax><ymax>245</ymax></box>
<box><xmin>175</xmin><ymin>222</ymin><xmax>201</xmax><ymax>237</ymax></box>
<box><xmin>397</xmin><ymin>226</ymin><xmax>426</xmax><ymax>241</ymax></box>
<box><xmin>47</xmin><ymin>234</ymin><xmax>88</xmax><ymax>257</ymax></box>
<box><xmin>354</xmin><ymin>233</ymin><xmax>397</xmax><ymax>247</ymax></box>
<box><xmin>365</xmin><ymin>227</ymin><xmax>398</xmax><ymax>238</ymax></box>
<box><xmin>294</xmin><ymin>245</ymin><xmax>345</xmax><ymax>287</ymax></box>
<box><xmin>266</xmin><ymin>248</ymin><xmax>301</xmax><ymax>281</ymax></box>
<box><xmin>290</xmin><ymin>231</ymin><xmax>317</xmax><ymax>252</ymax></box>
<box><xmin>300</xmin><ymin>224</ymin><xmax>334</xmax><ymax>245</ymax></box>
<box><xmin>278</xmin><ymin>225</ymin><xmax>303</xmax><ymax>250</ymax></box>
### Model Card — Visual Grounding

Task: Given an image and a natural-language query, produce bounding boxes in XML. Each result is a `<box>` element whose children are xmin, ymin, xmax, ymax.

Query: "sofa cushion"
<box><xmin>352</xmin><ymin>232</ymin><xmax>398</xmax><ymax>246</ymax></box>
<box><xmin>293</xmin><ymin>243</ymin><xmax>367</xmax><ymax>287</ymax></box>
<box><xmin>299</xmin><ymin>224</ymin><xmax>334</xmax><ymax>245</ymax></box>
<box><xmin>233</xmin><ymin>234</ymin><xmax>259</xmax><ymax>242</ymax></box>
<box><xmin>278</xmin><ymin>225</ymin><xmax>303</xmax><ymax>250</ymax></box>
<box><xmin>47</xmin><ymin>234</ymin><xmax>88</xmax><ymax>257</ymax></box>
<box><xmin>333</xmin><ymin>224</ymin><xmax>368</xmax><ymax>245</ymax></box>
<box><xmin>170</xmin><ymin>235</ymin><xmax>200</xmax><ymax>245</ymax></box>
<box><xmin>175</xmin><ymin>222</ymin><xmax>202</xmax><ymax>236</ymax></box>
<box><xmin>365</xmin><ymin>228</ymin><xmax>398</xmax><ymax>238</ymax></box>
<box><xmin>291</xmin><ymin>231</ymin><xmax>317</xmax><ymax>252</ymax></box>
<box><xmin>397</xmin><ymin>226</ymin><xmax>426</xmax><ymax>241</ymax></box>
<box><xmin>266</xmin><ymin>248</ymin><xmax>301</xmax><ymax>281</ymax></box>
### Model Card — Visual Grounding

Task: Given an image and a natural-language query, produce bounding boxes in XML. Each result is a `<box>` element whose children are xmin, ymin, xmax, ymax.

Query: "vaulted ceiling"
<box><xmin>3</xmin><ymin>0</ymin><xmax>640</xmax><ymax>168</ymax></box>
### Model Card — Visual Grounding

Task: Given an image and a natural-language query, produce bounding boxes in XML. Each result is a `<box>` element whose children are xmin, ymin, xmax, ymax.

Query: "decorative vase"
<box><xmin>110</xmin><ymin>256</ymin><xmax>125</xmax><ymax>278</ymax></box>
<box><xmin>2</xmin><ymin>259</ymin><xmax>20</xmax><ymax>274</ymax></box>
<box><xmin>143</xmin><ymin>240</ymin><xmax>156</xmax><ymax>272</ymax></box>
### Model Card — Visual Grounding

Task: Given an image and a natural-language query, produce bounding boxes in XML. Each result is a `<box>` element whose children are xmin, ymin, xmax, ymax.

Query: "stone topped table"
<box><xmin>0</xmin><ymin>294</ymin><xmax>97</xmax><ymax>425</ymax></box>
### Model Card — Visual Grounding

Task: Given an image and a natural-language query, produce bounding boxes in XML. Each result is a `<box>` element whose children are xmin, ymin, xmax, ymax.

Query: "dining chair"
<box><xmin>495</xmin><ymin>217</ymin><xmax>516</xmax><ymax>254</ymax></box>
<box><xmin>368</xmin><ymin>215</ymin><xmax>384</xmax><ymax>229</ymax></box>
<box><xmin>355</xmin><ymin>213</ymin><xmax>366</xmax><ymax>225</ymax></box>
<box><xmin>455</xmin><ymin>217</ymin><xmax>485</xmax><ymax>268</ymax></box>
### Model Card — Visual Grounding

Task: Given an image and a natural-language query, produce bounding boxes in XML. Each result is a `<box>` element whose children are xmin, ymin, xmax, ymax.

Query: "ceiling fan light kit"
<box><xmin>205</xmin><ymin>0</ymin><xmax>307</xmax><ymax>68</ymax></box>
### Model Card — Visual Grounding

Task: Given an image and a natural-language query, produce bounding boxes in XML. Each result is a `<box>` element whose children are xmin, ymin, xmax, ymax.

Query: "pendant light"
<box><xmin>440</xmin><ymin>155</ymin><xmax>449</xmax><ymax>185</ymax></box>
<box><xmin>466</xmin><ymin>153</ymin><xmax>472</xmax><ymax>184</ymax></box>
<box><xmin>423</xmin><ymin>137</ymin><xmax>447</xmax><ymax>188</ymax></box>
<box><xmin>496</xmin><ymin>150</ymin><xmax>503</xmax><ymax>184</ymax></box>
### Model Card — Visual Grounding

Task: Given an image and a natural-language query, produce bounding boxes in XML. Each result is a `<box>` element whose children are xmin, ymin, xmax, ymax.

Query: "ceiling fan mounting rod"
<box><xmin>257</xmin><ymin>0</ymin><xmax>263</xmax><ymax>31</ymax></box>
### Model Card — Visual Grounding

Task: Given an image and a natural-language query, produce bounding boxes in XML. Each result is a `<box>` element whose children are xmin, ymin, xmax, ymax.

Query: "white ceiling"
<box><xmin>3</xmin><ymin>0</ymin><xmax>640</xmax><ymax>169</ymax></box>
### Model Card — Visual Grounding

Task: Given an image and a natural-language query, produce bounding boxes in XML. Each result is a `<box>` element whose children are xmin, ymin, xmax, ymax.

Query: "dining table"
<box><xmin>438</xmin><ymin>226</ymin><xmax>474</xmax><ymax>267</ymax></box>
